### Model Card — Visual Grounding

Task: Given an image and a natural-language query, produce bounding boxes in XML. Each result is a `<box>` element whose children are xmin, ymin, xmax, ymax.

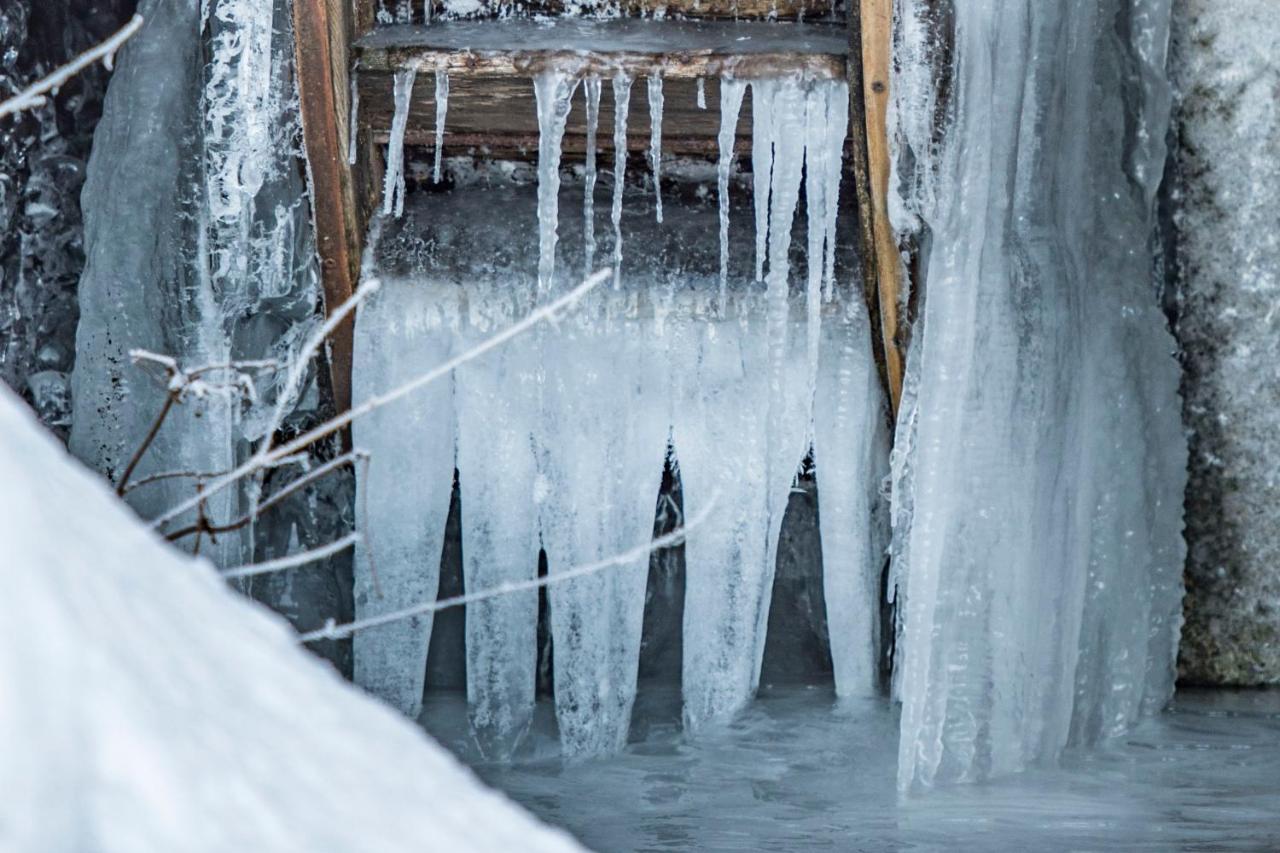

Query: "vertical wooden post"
<box><xmin>857</xmin><ymin>0</ymin><xmax>905</xmax><ymax>414</ymax></box>
<box><xmin>293</xmin><ymin>0</ymin><xmax>362</xmax><ymax>417</ymax></box>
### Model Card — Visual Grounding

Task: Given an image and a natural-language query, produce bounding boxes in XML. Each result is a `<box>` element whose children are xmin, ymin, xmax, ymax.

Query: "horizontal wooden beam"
<box><xmin>357</xmin><ymin>19</ymin><xmax>849</xmax><ymax>79</ymax></box>
<box><xmin>355</xmin><ymin>0</ymin><xmax>847</xmax><ymax>25</ymax></box>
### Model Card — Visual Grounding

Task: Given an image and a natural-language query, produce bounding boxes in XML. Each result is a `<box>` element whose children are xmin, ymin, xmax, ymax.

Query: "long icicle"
<box><xmin>718</xmin><ymin>78</ymin><xmax>746</xmax><ymax>313</ymax></box>
<box><xmin>803</xmin><ymin>81</ymin><xmax>830</xmax><ymax>414</ymax></box>
<box><xmin>750</xmin><ymin>80</ymin><xmax>776</xmax><ymax>281</ymax></box>
<box><xmin>382</xmin><ymin>67</ymin><xmax>417</xmax><ymax>219</ymax></box>
<box><xmin>533</xmin><ymin>71</ymin><xmax>579</xmax><ymax>297</ymax></box>
<box><xmin>611</xmin><ymin>74</ymin><xmax>633</xmax><ymax>289</ymax></box>
<box><xmin>583</xmin><ymin>76</ymin><xmax>601</xmax><ymax>275</ymax></box>
<box><xmin>823</xmin><ymin>81</ymin><xmax>849</xmax><ymax>299</ymax></box>
<box><xmin>432</xmin><ymin>69</ymin><xmax>449</xmax><ymax>184</ymax></box>
<box><xmin>647</xmin><ymin>74</ymin><xmax>664</xmax><ymax>224</ymax></box>
<box><xmin>348</xmin><ymin>66</ymin><xmax>359</xmax><ymax>166</ymax></box>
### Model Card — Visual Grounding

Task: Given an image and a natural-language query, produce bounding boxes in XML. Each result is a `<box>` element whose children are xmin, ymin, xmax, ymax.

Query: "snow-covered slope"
<box><xmin>0</xmin><ymin>386</ymin><xmax>584</xmax><ymax>853</ymax></box>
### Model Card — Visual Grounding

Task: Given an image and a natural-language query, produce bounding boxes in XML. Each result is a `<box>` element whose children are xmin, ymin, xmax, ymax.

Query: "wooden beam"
<box><xmin>293</xmin><ymin>0</ymin><xmax>362</xmax><ymax>417</ymax></box>
<box><xmin>858</xmin><ymin>0</ymin><xmax>904</xmax><ymax>413</ymax></box>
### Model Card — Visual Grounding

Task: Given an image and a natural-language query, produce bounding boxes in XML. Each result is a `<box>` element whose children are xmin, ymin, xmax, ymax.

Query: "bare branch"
<box><xmin>115</xmin><ymin>393</ymin><xmax>176</xmax><ymax>496</ymax></box>
<box><xmin>221</xmin><ymin>533</ymin><xmax>362</xmax><ymax>580</ymax></box>
<box><xmin>297</xmin><ymin>496</ymin><xmax>718</xmax><ymax>644</ymax></box>
<box><xmin>122</xmin><ymin>453</ymin><xmax>311</xmax><ymax>496</ymax></box>
<box><xmin>152</xmin><ymin>269</ymin><xmax>609</xmax><ymax>531</ymax></box>
<box><xmin>0</xmin><ymin>15</ymin><xmax>144</xmax><ymax>119</ymax></box>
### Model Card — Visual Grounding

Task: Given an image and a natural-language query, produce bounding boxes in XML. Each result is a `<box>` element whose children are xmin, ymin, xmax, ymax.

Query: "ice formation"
<box><xmin>0</xmin><ymin>384</ymin><xmax>581</xmax><ymax>853</ymax></box>
<box><xmin>889</xmin><ymin>0</ymin><xmax>1187</xmax><ymax>789</ymax></box>
<box><xmin>610</xmin><ymin>74</ymin><xmax>632</xmax><ymax>287</ymax></box>
<box><xmin>647</xmin><ymin>75</ymin><xmax>664</xmax><ymax>223</ymax></box>
<box><xmin>383</xmin><ymin>67</ymin><xmax>417</xmax><ymax>217</ymax></box>
<box><xmin>70</xmin><ymin>0</ymin><xmax>319</xmax><ymax>569</ymax></box>
<box><xmin>353</xmin><ymin>71</ymin><xmax>878</xmax><ymax>754</ymax></box>
<box><xmin>433</xmin><ymin>69</ymin><xmax>449</xmax><ymax>184</ymax></box>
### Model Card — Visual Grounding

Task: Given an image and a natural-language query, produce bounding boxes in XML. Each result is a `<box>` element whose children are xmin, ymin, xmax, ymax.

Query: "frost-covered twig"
<box><xmin>0</xmin><ymin>15</ymin><xmax>144</xmax><ymax>119</ymax></box>
<box><xmin>165</xmin><ymin>449</ymin><xmax>369</xmax><ymax>543</ymax></box>
<box><xmin>122</xmin><ymin>453</ymin><xmax>310</xmax><ymax>496</ymax></box>
<box><xmin>152</xmin><ymin>269</ymin><xmax>610</xmax><ymax>531</ymax></box>
<box><xmin>297</xmin><ymin>496</ymin><xmax>718</xmax><ymax>643</ymax></box>
<box><xmin>221</xmin><ymin>533</ymin><xmax>362</xmax><ymax>580</ymax></box>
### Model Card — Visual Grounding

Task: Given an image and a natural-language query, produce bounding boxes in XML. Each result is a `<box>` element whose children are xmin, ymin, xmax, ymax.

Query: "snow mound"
<box><xmin>0</xmin><ymin>386</ymin><xmax>584</xmax><ymax>852</ymax></box>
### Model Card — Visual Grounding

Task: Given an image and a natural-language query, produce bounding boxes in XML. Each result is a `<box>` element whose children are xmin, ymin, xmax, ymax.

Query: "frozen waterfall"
<box><xmin>888</xmin><ymin>0</ymin><xmax>1186</xmax><ymax>789</ymax></box>
<box><xmin>354</xmin><ymin>71</ymin><xmax>886</xmax><ymax>757</ymax></box>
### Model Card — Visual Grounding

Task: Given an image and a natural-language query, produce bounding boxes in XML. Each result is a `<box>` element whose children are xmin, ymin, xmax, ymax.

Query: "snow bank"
<box><xmin>0</xmin><ymin>386</ymin><xmax>583</xmax><ymax>853</ymax></box>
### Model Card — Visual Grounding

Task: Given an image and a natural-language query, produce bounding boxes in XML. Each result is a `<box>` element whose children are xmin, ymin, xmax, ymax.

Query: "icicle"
<box><xmin>647</xmin><ymin>74</ymin><xmax>664</xmax><ymax>224</ymax></box>
<box><xmin>696</xmin><ymin>76</ymin><xmax>707</xmax><ymax>110</ymax></box>
<box><xmin>611</xmin><ymin>74</ymin><xmax>633</xmax><ymax>288</ymax></box>
<box><xmin>583</xmin><ymin>76</ymin><xmax>602</xmax><ymax>274</ymax></box>
<box><xmin>533</xmin><ymin>71</ymin><xmax>579</xmax><ymax>296</ymax></box>
<box><xmin>433</xmin><ymin>69</ymin><xmax>449</xmax><ymax>184</ymax></box>
<box><xmin>348</xmin><ymin>67</ymin><xmax>360</xmax><ymax>166</ymax></box>
<box><xmin>395</xmin><ymin>0</ymin><xmax>412</xmax><ymax>22</ymax></box>
<box><xmin>717</xmin><ymin>79</ymin><xmax>746</xmax><ymax>313</ymax></box>
<box><xmin>802</xmin><ymin>82</ymin><xmax>830</xmax><ymax>409</ymax></box>
<box><xmin>822</xmin><ymin>82</ymin><xmax>849</xmax><ymax>299</ymax></box>
<box><xmin>749</xmin><ymin>81</ymin><xmax>776</xmax><ymax>281</ymax></box>
<box><xmin>382</xmin><ymin>67</ymin><xmax>417</xmax><ymax>219</ymax></box>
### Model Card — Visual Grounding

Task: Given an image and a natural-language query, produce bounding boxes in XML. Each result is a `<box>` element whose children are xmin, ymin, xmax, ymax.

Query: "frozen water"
<box><xmin>609</xmin><ymin>73</ymin><xmax>632</xmax><ymax>288</ymax></box>
<box><xmin>889</xmin><ymin>0</ymin><xmax>1187</xmax><ymax>789</ymax></box>
<box><xmin>581</xmin><ymin>76</ymin><xmax>601</xmax><ymax>274</ymax></box>
<box><xmin>716</xmin><ymin>79</ymin><xmax>746</xmax><ymax>311</ymax></box>
<box><xmin>457</xmin><ymin>329</ymin><xmax>543</xmax><ymax>761</ymax></box>
<box><xmin>433</xmin><ymin>69</ymin><xmax>449</xmax><ymax>184</ymax></box>
<box><xmin>351</xmin><ymin>272</ymin><xmax>455</xmax><ymax>719</ymax></box>
<box><xmin>814</xmin><ymin>302</ymin><xmax>890</xmax><ymax>697</ymax></box>
<box><xmin>749</xmin><ymin>80</ymin><xmax>775</xmax><ymax>283</ymax></box>
<box><xmin>383</xmin><ymin>67</ymin><xmax>417</xmax><ymax>217</ymax></box>
<box><xmin>533</xmin><ymin>70</ymin><xmax>579</xmax><ymax>295</ymax></box>
<box><xmin>538</xmin><ymin>308</ymin><xmax>670</xmax><ymax>758</ymax></box>
<box><xmin>647</xmin><ymin>75</ymin><xmax>664</xmax><ymax>224</ymax></box>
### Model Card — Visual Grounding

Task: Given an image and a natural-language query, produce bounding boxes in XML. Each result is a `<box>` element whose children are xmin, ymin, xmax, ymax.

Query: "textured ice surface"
<box><xmin>1171</xmin><ymin>0</ymin><xmax>1280</xmax><ymax>686</ymax></box>
<box><xmin>0</xmin><ymin>385</ymin><xmax>582</xmax><ymax>853</ymax></box>
<box><xmin>70</xmin><ymin>0</ymin><xmax>319</xmax><ymax>569</ymax></box>
<box><xmin>890</xmin><ymin>0</ymin><xmax>1187</xmax><ymax>789</ymax></box>
<box><xmin>352</xmin><ymin>272</ymin><xmax>455</xmax><ymax>718</ymax></box>
<box><xmin>364</xmin><ymin>149</ymin><xmax>883</xmax><ymax>754</ymax></box>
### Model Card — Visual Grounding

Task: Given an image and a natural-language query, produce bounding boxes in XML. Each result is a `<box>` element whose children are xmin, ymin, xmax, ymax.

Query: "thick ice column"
<box><xmin>455</xmin><ymin>330</ymin><xmax>542</xmax><ymax>760</ymax></box>
<box><xmin>890</xmin><ymin>0</ymin><xmax>1185</xmax><ymax>789</ymax></box>
<box><xmin>351</xmin><ymin>276</ymin><xmax>455</xmax><ymax>719</ymax></box>
<box><xmin>674</xmin><ymin>311</ymin><xmax>809</xmax><ymax>733</ymax></box>
<box><xmin>814</xmin><ymin>302</ymin><xmax>890</xmax><ymax>698</ymax></box>
<box><xmin>538</xmin><ymin>310</ymin><xmax>669</xmax><ymax>758</ymax></box>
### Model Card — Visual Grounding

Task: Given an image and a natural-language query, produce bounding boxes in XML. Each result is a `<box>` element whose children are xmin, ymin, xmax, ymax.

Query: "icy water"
<box><xmin>422</xmin><ymin>687</ymin><xmax>1280</xmax><ymax>851</ymax></box>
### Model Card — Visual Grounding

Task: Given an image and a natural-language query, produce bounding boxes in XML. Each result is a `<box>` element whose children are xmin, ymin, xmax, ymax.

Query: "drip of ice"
<box><xmin>890</xmin><ymin>0</ymin><xmax>1186</xmax><ymax>790</ymax></box>
<box><xmin>433</xmin><ymin>69</ymin><xmax>449</xmax><ymax>184</ymax></box>
<box><xmin>348</xmin><ymin>66</ymin><xmax>360</xmax><ymax>166</ymax></box>
<box><xmin>717</xmin><ymin>78</ymin><xmax>746</xmax><ymax>312</ymax></box>
<box><xmin>696</xmin><ymin>76</ymin><xmax>707</xmax><ymax>110</ymax></box>
<box><xmin>395</xmin><ymin>0</ymin><xmax>412</xmax><ymax>22</ymax></box>
<box><xmin>582</xmin><ymin>76</ymin><xmax>601</xmax><ymax>274</ymax></box>
<box><xmin>749</xmin><ymin>81</ymin><xmax>775</xmax><ymax>282</ymax></box>
<box><xmin>457</xmin><ymin>328</ymin><xmax>543</xmax><ymax>760</ymax></box>
<box><xmin>814</xmin><ymin>301</ymin><xmax>890</xmax><ymax>697</ymax></box>
<box><xmin>383</xmin><ymin>67</ymin><xmax>417</xmax><ymax>218</ymax></box>
<box><xmin>351</xmin><ymin>274</ymin><xmax>455</xmax><ymax>718</ymax></box>
<box><xmin>533</xmin><ymin>71</ymin><xmax>579</xmax><ymax>296</ymax></box>
<box><xmin>647</xmin><ymin>75</ymin><xmax>664</xmax><ymax>224</ymax></box>
<box><xmin>538</xmin><ymin>307</ymin><xmax>669</xmax><ymax>758</ymax></box>
<box><xmin>610</xmin><ymin>74</ymin><xmax>632</xmax><ymax>287</ymax></box>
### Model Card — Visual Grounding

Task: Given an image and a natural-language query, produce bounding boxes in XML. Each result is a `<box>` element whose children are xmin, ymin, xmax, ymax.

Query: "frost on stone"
<box><xmin>890</xmin><ymin>0</ymin><xmax>1187</xmax><ymax>790</ymax></box>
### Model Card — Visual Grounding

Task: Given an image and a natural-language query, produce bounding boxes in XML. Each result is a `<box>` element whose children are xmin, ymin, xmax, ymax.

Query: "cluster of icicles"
<box><xmin>352</xmin><ymin>68</ymin><xmax>889</xmax><ymax>763</ymax></box>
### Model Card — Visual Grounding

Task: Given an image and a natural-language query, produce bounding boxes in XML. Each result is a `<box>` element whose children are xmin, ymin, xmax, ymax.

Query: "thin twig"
<box><xmin>122</xmin><ymin>454</ymin><xmax>311</xmax><ymax>496</ymax></box>
<box><xmin>221</xmin><ymin>533</ymin><xmax>362</xmax><ymax>580</ymax></box>
<box><xmin>116</xmin><ymin>392</ymin><xmax>176</xmax><ymax>496</ymax></box>
<box><xmin>297</xmin><ymin>496</ymin><xmax>717</xmax><ymax>644</ymax></box>
<box><xmin>165</xmin><ymin>449</ymin><xmax>367</xmax><ymax>542</ymax></box>
<box><xmin>0</xmin><ymin>15</ymin><xmax>144</xmax><ymax>119</ymax></box>
<box><xmin>152</xmin><ymin>270</ymin><xmax>609</xmax><ymax>531</ymax></box>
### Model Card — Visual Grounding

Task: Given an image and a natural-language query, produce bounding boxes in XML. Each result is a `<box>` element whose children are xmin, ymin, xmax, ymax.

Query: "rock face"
<box><xmin>1171</xmin><ymin>0</ymin><xmax>1280</xmax><ymax>685</ymax></box>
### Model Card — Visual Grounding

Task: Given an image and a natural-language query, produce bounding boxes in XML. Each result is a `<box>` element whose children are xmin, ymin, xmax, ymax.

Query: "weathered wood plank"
<box><xmin>858</xmin><ymin>0</ymin><xmax>903</xmax><ymax>412</ymax></box>
<box><xmin>355</xmin><ymin>0</ymin><xmax>847</xmax><ymax>26</ymax></box>
<box><xmin>357</xmin><ymin>20</ymin><xmax>849</xmax><ymax>79</ymax></box>
<box><xmin>293</xmin><ymin>0</ymin><xmax>363</xmax><ymax>417</ymax></box>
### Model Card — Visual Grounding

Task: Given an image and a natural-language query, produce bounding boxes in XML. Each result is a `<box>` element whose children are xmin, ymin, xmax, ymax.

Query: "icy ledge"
<box><xmin>0</xmin><ymin>386</ymin><xmax>581</xmax><ymax>853</ymax></box>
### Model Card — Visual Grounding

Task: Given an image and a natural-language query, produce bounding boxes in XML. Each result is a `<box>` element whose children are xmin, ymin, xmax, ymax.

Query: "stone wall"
<box><xmin>1171</xmin><ymin>0</ymin><xmax>1280</xmax><ymax>685</ymax></box>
